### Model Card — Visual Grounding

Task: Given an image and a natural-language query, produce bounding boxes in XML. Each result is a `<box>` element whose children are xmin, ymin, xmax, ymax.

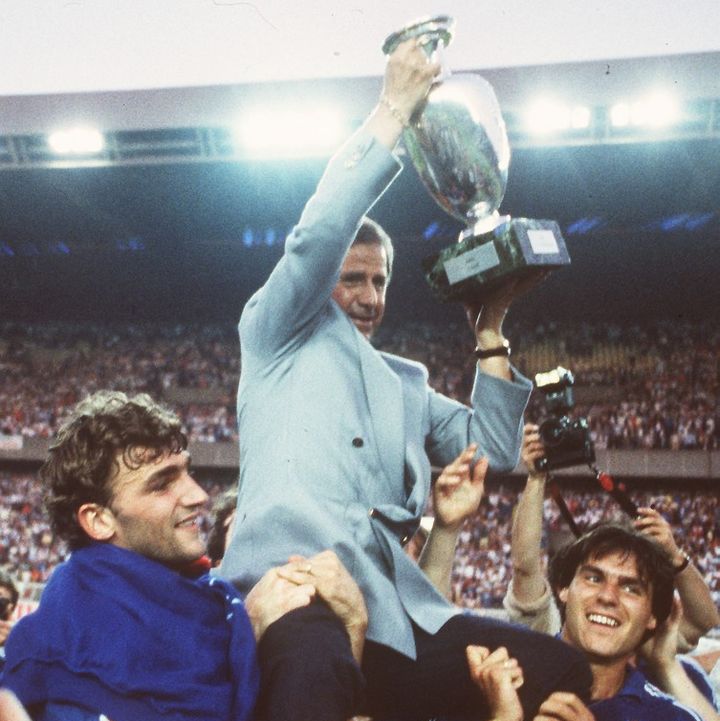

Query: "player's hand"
<box><xmin>466</xmin><ymin>645</ymin><xmax>524</xmax><ymax>721</ymax></box>
<box><xmin>244</xmin><ymin>562</ymin><xmax>316</xmax><ymax>641</ymax></box>
<box><xmin>532</xmin><ymin>691</ymin><xmax>595</xmax><ymax>721</ymax></box>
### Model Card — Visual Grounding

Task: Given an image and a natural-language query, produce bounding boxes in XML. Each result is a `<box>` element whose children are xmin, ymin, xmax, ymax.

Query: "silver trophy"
<box><xmin>383</xmin><ymin>15</ymin><xmax>571</xmax><ymax>303</ymax></box>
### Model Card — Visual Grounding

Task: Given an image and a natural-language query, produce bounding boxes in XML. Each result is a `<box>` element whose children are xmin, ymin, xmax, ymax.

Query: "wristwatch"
<box><xmin>673</xmin><ymin>550</ymin><xmax>691</xmax><ymax>575</ymax></box>
<box><xmin>475</xmin><ymin>339</ymin><xmax>511</xmax><ymax>359</ymax></box>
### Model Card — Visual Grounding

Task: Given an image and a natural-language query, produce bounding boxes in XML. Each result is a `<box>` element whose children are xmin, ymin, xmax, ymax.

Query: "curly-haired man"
<box><xmin>2</xmin><ymin>391</ymin><xmax>364</xmax><ymax>721</ymax></box>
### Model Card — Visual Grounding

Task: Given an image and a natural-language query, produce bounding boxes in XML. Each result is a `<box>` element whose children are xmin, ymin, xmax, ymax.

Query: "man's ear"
<box><xmin>557</xmin><ymin>586</ymin><xmax>569</xmax><ymax>605</ymax></box>
<box><xmin>77</xmin><ymin>503</ymin><xmax>116</xmax><ymax>542</ymax></box>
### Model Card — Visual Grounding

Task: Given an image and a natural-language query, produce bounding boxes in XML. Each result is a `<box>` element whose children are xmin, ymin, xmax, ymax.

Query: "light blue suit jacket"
<box><xmin>220</xmin><ymin>128</ymin><xmax>532</xmax><ymax>658</ymax></box>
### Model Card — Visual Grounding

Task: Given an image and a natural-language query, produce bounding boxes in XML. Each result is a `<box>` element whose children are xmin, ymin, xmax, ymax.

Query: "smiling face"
<box><xmin>331</xmin><ymin>242</ymin><xmax>388</xmax><ymax>339</ymax></box>
<box><xmin>559</xmin><ymin>550</ymin><xmax>657</xmax><ymax>665</ymax></box>
<box><xmin>79</xmin><ymin>448</ymin><xmax>209</xmax><ymax>570</ymax></box>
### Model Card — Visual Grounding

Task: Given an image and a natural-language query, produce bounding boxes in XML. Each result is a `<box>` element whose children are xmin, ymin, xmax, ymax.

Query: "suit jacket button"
<box><xmin>368</xmin><ymin>508</ymin><xmax>376</xmax><ymax>518</ymax></box>
<box><xmin>352</xmin><ymin>437</ymin><xmax>364</xmax><ymax>448</ymax></box>
<box><xmin>401</xmin><ymin>535</ymin><xmax>409</xmax><ymax>545</ymax></box>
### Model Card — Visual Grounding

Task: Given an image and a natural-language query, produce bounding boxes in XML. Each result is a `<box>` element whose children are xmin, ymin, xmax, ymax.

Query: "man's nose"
<box><xmin>180</xmin><ymin>474</ymin><xmax>209</xmax><ymax>507</ymax></box>
<box><xmin>357</xmin><ymin>281</ymin><xmax>378</xmax><ymax>307</ymax></box>
<box><xmin>596</xmin><ymin>581</ymin><xmax>620</xmax><ymax>605</ymax></box>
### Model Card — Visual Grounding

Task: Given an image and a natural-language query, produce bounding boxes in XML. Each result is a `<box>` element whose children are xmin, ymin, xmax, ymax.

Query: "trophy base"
<box><xmin>422</xmin><ymin>217</ymin><xmax>571</xmax><ymax>303</ymax></box>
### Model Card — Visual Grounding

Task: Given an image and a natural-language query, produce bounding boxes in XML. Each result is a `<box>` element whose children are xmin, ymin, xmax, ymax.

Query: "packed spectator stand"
<box><xmin>1</xmin><ymin>318</ymin><xmax>718</xmax><ymax>618</ymax></box>
<box><xmin>1</xmin><ymin>318</ymin><xmax>718</xmax><ymax>449</ymax></box>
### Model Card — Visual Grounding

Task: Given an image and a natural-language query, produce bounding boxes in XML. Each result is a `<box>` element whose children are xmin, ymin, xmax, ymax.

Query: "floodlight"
<box><xmin>526</xmin><ymin>99</ymin><xmax>569</xmax><ymax>134</ymax></box>
<box><xmin>610</xmin><ymin>103</ymin><xmax>631</xmax><ymax>127</ymax></box>
<box><xmin>632</xmin><ymin>92</ymin><xmax>680</xmax><ymax>127</ymax></box>
<box><xmin>612</xmin><ymin>93</ymin><xmax>680</xmax><ymax>129</ymax></box>
<box><xmin>570</xmin><ymin>106</ymin><xmax>591</xmax><ymax>129</ymax></box>
<box><xmin>525</xmin><ymin>100</ymin><xmax>590</xmax><ymax>135</ymax></box>
<box><xmin>48</xmin><ymin>126</ymin><xmax>105</xmax><ymax>154</ymax></box>
<box><xmin>235</xmin><ymin>105</ymin><xmax>347</xmax><ymax>158</ymax></box>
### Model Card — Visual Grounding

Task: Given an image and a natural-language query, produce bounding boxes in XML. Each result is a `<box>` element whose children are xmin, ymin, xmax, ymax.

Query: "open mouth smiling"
<box><xmin>176</xmin><ymin>515</ymin><xmax>199</xmax><ymax>529</ymax></box>
<box><xmin>587</xmin><ymin>613</ymin><xmax>620</xmax><ymax>627</ymax></box>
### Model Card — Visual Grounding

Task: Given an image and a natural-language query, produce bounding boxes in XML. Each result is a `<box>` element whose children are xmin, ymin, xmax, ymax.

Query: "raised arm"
<box><xmin>501</xmin><ymin>424</ymin><xmax>562</xmax><ymax>634</ymax></box>
<box><xmin>635</xmin><ymin>506</ymin><xmax>720</xmax><ymax>650</ymax></box>
<box><xmin>641</xmin><ymin>596</ymin><xmax>720</xmax><ymax>721</ymax></box>
<box><xmin>466</xmin><ymin>271</ymin><xmax>550</xmax><ymax>383</ymax></box>
<box><xmin>240</xmin><ymin>40</ymin><xmax>438</xmax><ymax>360</ymax></box>
<box><xmin>510</xmin><ymin>424</ymin><xmax>549</xmax><ymax>606</ymax></box>
<box><xmin>419</xmin><ymin>444</ymin><xmax>488</xmax><ymax>597</ymax></box>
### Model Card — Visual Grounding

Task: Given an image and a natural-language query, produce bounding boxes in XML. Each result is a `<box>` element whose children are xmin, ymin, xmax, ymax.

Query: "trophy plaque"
<box><xmin>382</xmin><ymin>15</ymin><xmax>571</xmax><ymax>303</ymax></box>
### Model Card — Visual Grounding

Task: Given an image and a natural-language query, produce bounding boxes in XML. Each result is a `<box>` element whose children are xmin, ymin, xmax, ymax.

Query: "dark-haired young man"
<box><xmin>550</xmin><ymin>524</ymin><xmax>715</xmax><ymax>721</ymax></box>
<box><xmin>2</xmin><ymin>391</ymin><xmax>365</xmax><ymax>721</ymax></box>
<box><xmin>500</xmin><ymin>425</ymin><xmax>719</xmax><ymax>719</ymax></box>
<box><xmin>465</xmin><ymin>524</ymin><xmax>716</xmax><ymax>721</ymax></box>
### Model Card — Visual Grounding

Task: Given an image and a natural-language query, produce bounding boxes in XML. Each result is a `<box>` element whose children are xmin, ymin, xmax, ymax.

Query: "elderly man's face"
<box><xmin>331</xmin><ymin>243</ymin><xmax>388</xmax><ymax>339</ymax></box>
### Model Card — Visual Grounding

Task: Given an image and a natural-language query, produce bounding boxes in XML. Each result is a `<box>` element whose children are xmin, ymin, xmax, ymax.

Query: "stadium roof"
<box><xmin>1</xmin><ymin>2</ymin><xmax>719</xmax><ymax>323</ymax></box>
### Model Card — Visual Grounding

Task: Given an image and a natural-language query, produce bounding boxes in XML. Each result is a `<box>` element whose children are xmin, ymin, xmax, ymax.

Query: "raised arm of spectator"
<box><xmin>641</xmin><ymin>596</ymin><xmax>720</xmax><ymax>721</ymax></box>
<box><xmin>509</xmin><ymin>424</ymin><xmax>549</xmax><ymax>606</ymax></box>
<box><xmin>419</xmin><ymin>443</ymin><xmax>488</xmax><ymax>598</ymax></box>
<box><xmin>635</xmin><ymin>506</ymin><xmax>720</xmax><ymax>650</ymax></box>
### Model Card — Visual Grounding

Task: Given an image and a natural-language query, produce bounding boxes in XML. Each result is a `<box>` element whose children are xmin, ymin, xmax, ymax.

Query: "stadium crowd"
<box><xmin>452</xmin><ymin>484</ymin><xmax>720</xmax><ymax>612</ymax></box>
<box><xmin>1</xmin><ymin>318</ymin><xmax>718</xmax><ymax>450</ymax></box>
<box><xmin>3</xmin><ymin>467</ymin><xmax>718</xmax><ymax>617</ymax></box>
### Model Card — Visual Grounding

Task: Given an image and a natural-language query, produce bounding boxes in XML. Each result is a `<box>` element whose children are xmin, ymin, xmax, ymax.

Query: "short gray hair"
<box><xmin>353</xmin><ymin>217</ymin><xmax>394</xmax><ymax>280</ymax></box>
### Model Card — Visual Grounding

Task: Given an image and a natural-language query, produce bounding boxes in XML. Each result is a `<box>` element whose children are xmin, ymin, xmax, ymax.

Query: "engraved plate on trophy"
<box><xmin>383</xmin><ymin>15</ymin><xmax>571</xmax><ymax>304</ymax></box>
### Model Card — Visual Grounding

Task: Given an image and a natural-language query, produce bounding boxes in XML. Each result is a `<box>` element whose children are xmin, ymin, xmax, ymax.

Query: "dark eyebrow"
<box><xmin>579</xmin><ymin>563</ymin><xmax>605</xmax><ymax>578</ymax></box>
<box><xmin>143</xmin><ymin>452</ymin><xmax>191</xmax><ymax>490</ymax></box>
<box><xmin>580</xmin><ymin>562</ymin><xmax>647</xmax><ymax>590</ymax></box>
<box><xmin>618</xmin><ymin>574</ymin><xmax>648</xmax><ymax>590</ymax></box>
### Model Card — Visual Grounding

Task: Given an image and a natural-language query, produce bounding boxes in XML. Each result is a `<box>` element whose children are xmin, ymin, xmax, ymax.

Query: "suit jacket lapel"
<box><xmin>356</xmin><ymin>335</ymin><xmax>405</xmax><ymax>496</ymax></box>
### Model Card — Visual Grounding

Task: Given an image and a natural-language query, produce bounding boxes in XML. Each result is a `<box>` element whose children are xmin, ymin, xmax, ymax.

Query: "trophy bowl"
<box><xmin>383</xmin><ymin>15</ymin><xmax>571</xmax><ymax>303</ymax></box>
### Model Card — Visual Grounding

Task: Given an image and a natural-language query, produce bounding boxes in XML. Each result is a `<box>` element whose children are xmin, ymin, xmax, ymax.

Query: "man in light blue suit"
<box><xmin>220</xmin><ymin>39</ymin><xmax>591</xmax><ymax>721</ymax></box>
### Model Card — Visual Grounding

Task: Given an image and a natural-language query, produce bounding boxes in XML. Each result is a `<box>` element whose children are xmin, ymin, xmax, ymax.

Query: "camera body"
<box><xmin>534</xmin><ymin>367</ymin><xmax>595</xmax><ymax>471</ymax></box>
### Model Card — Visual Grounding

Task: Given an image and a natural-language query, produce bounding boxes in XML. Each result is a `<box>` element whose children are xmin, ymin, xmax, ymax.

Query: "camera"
<box><xmin>534</xmin><ymin>367</ymin><xmax>595</xmax><ymax>471</ymax></box>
